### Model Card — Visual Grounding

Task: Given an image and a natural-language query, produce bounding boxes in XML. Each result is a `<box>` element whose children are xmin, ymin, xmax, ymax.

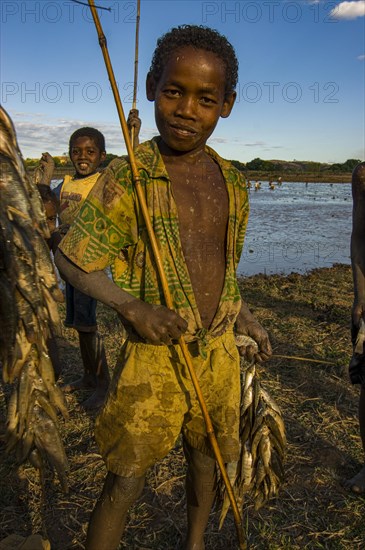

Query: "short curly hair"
<box><xmin>149</xmin><ymin>25</ymin><xmax>238</xmax><ymax>95</ymax></box>
<box><xmin>69</xmin><ymin>127</ymin><xmax>106</xmax><ymax>155</ymax></box>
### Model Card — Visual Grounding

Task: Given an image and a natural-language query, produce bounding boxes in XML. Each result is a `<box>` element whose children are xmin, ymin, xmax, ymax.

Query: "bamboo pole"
<box><xmin>87</xmin><ymin>1</ymin><xmax>246</xmax><ymax>547</ymax></box>
<box><xmin>131</xmin><ymin>0</ymin><xmax>140</xmax><ymax>150</ymax></box>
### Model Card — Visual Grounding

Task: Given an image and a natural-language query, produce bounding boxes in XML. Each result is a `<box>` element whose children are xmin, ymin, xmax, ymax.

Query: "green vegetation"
<box><xmin>25</xmin><ymin>155</ymin><xmax>362</xmax><ymax>183</ymax></box>
<box><xmin>243</xmin><ymin>157</ymin><xmax>362</xmax><ymax>175</ymax></box>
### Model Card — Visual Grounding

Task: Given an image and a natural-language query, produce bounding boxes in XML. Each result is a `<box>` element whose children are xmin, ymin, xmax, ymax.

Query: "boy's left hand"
<box><xmin>235</xmin><ymin>302</ymin><xmax>272</xmax><ymax>363</ymax></box>
<box><xmin>235</xmin><ymin>321</ymin><xmax>272</xmax><ymax>363</ymax></box>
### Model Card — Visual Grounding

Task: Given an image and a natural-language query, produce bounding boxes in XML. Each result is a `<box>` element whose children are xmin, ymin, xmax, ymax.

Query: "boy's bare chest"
<box><xmin>166</xmin><ymin>161</ymin><xmax>229</xmax><ymax>235</ymax></box>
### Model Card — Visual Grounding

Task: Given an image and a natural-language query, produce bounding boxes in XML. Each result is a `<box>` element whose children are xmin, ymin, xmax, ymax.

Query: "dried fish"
<box><xmin>217</xmin><ymin>335</ymin><xmax>287</xmax><ymax>525</ymax></box>
<box><xmin>0</xmin><ymin>106</ymin><xmax>68</xmax><ymax>491</ymax></box>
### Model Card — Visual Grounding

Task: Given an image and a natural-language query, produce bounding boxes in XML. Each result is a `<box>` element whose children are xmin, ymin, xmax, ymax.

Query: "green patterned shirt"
<box><xmin>59</xmin><ymin>138</ymin><xmax>249</xmax><ymax>341</ymax></box>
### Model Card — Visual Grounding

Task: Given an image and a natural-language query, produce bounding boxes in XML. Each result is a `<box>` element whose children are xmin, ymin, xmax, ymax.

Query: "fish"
<box><xmin>217</xmin><ymin>347</ymin><xmax>287</xmax><ymax>526</ymax></box>
<box><xmin>0</xmin><ymin>106</ymin><xmax>68</xmax><ymax>491</ymax></box>
<box><xmin>33</xmin><ymin>405</ymin><xmax>69</xmax><ymax>493</ymax></box>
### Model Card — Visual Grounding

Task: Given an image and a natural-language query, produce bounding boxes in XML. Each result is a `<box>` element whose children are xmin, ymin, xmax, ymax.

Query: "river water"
<box><xmin>238</xmin><ymin>181</ymin><xmax>352</xmax><ymax>276</ymax></box>
<box><xmin>53</xmin><ymin>179</ymin><xmax>352</xmax><ymax>278</ymax></box>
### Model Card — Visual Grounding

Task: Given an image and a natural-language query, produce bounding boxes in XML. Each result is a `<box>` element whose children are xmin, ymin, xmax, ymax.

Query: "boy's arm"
<box><xmin>234</xmin><ymin>301</ymin><xmax>272</xmax><ymax>363</ymax></box>
<box><xmin>351</xmin><ymin>162</ymin><xmax>365</xmax><ymax>326</ymax></box>
<box><xmin>37</xmin><ymin>152</ymin><xmax>55</xmax><ymax>185</ymax></box>
<box><xmin>55</xmin><ymin>250</ymin><xmax>187</xmax><ymax>344</ymax></box>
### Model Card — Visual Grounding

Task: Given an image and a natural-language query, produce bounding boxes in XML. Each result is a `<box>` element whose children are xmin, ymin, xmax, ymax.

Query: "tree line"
<box><xmin>25</xmin><ymin>155</ymin><xmax>362</xmax><ymax>175</ymax></box>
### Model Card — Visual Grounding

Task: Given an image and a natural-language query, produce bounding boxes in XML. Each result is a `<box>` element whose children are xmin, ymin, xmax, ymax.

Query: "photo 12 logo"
<box><xmin>235</xmin><ymin>81</ymin><xmax>340</xmax><ymax>104</ymax></box>
<box><xmin>1</xmin><ymin>81</ymin><xmax>138</xmax><ymax>104</ymax></box>
<box><xmin>201</xmin><ymin>1</ymin><xmax>340</xmax><ymax>24</ymax></box>
<box><xmin>1</xmin><ymin>1</ymin><xmax>138</xmax><ymax>24</ymax></box>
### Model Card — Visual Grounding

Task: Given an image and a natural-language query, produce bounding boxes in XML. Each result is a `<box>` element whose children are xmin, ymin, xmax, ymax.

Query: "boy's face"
<box><xmin>44</xmin><ymin>200</ymin><xmax>58</xmax><ymax>234</ymax></box>
<box><xmin>146</xmin><ymin>46</ymin><xmax>236</xmax><ymax>156</ymax></box>
<box><xmin>70</xmin><ymin>136</ymin><xmax>106</xmax><ymax>177</ymax></box>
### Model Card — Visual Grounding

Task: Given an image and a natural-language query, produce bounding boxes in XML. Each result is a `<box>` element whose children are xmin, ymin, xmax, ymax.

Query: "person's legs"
<box><xmin>63</xmin><ymin>286</ymin><xmax>110</xmax><ymax>408</ymax></box>
<box><xmin>184</xmin><ymin>441</ymin><xmax>216</xmax><ymax>550</ymax></box>
<box><xmin>62</xmin><ymin>330</ymin><xmax>98</xmax><ymax>391</ymax></box>
<box><xmin>345</xmin><ymin>385</ymin><xmax>365</xmax><ymax>492</ymax></box>
<box><xmin>85</xmin><ymin>472</ymin><xmax>145</xmax><ymax>550</ymax></box>
<box><xmin>78</xmin><ymin>330</ymin><xmax>110</xmax><ymax>410</ymax></box>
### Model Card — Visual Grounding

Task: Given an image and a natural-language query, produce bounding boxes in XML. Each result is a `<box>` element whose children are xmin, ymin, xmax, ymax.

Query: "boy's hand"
<box><xmin>122</xmin><ymin>300</ymin><xmax>187</xmax><ymax>344</ymax></box>
<box><xmin>235</xmin><ymin>302</ymin><xmax>272</xmax><ymax>363</ymax></box>
<box><xmin>39</xmin><ymin>152</ymin><xmax>55</xmax><ymax>185</ymax></box>
<box><xmin>236</xmin><ymin>322</ymin><xmax>272</xmax><ymax>363</ymax></box>
<box><xmin>127</xmin><ymin>109</ymin><xmax>141</xmax><ymax>148</ymax></box>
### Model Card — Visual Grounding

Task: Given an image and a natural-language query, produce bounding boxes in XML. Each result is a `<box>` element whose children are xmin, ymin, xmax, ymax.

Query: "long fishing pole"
<box><xmin>86</xmin><ymin>1</ymin><xmax>246</xmax><ymax>547</ymax></box>
<box><xmin>131</xmin><ymin>0</ymin><xmax>140</xmax><ymax>150</ymax></box>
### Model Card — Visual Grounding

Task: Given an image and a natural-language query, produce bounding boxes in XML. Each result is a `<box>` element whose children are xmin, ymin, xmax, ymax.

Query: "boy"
<box><xmin>41</xmin><ymin>128</ymin><xmax>111</xmax><ymax>410</ymax></box>
<box><xmin>56</xmin><ymin>25</ymin><xmax>271</xmax><ymax>549</ymax></box>
<box><xmin>345</xmin><ymin>161</ymin><xmax>365</xmax><ymax>493</ymax></box>
<box><xmin>41</xmin><ymin>111</ymin><xmax>140</xmax><ymax>410</ymax></box>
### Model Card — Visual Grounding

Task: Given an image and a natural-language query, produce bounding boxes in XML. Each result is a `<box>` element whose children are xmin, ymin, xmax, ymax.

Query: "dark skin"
<box><xmin>345</xmin><ymin>162</ymin><xmax>365</xmax><ymax>493</ymax></box>
<box><xmin>56</xmin><ymin>45</ymin><xmax>271</xmax><ymax>550</ymax></box>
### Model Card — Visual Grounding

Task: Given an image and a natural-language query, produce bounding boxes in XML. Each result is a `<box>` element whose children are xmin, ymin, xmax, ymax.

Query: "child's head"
<box><xmin>146</xmin><ymin>25</ymin><xmax>238</xmax><ymax>155</ymax></box>
<box><xmin>148</xmin><ymin>25</ymin><xmax>238</xmax><ymax>97</ymax></box>
<box><xmin>69</xmin><ymin>127</ymin><xmax>106</xmax><ymax>178</ymax></box>
<box><xmin>38</xmin><ymin>184</ymin><xmax>59</xmax><ymax>234</ymax></box>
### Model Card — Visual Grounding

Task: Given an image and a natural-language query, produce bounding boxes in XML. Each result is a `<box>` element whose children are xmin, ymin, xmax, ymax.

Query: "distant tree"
<box><xmin>342</xmin><ymin>159</ymin><xmax>362</xmax><ymax>171</ymax></box>
<box><xmin>25</xmin><ymin>158</ymin><xmax>37</xmax><ymax>167</ymax></box>
<box><xmin>100</xmin><ymin>153</ymin><xmax>119</xmax><ymax>168</ymax></box>
<box><xmin>246</xmin><ymin>157</ymin><xmax>267</xmax><ymax>171</ymax></box>
<box><xmin>231</xmin><ymin>159</ymin><xmax>246</xmax><ymax>172</ymax></box>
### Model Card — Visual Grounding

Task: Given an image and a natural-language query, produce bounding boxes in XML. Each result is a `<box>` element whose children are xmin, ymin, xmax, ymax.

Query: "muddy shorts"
<box><xmin>64</xmin><ymin>281</ymin><xmax>97</xmax><ymax>332</ymax></box>
<box><xmin>95</xmin><ymin>330</ymin><xmax>241</xmax><ymax>477</ymax></box>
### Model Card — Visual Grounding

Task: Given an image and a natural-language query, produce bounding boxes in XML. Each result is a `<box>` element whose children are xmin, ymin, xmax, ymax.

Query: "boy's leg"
<box><xmin>86</xmin><ymin>472</ymin><xmax>145</xmax><ymax>550</ymax></box>
<box><xmin>78</xmin><ymin>330</ymin><xmax>110</xmax><ymax>410</ymax></box>
<box><xmin>345</xmin><ymin>385</ymin><xmax>365</xmax><ymax>492</ymax></box>
<box><xmin>184</xmin><ymin>441</ymin><xmax>216</xmax><ymax>550</ymax></box>
<box><xmin>62</xmin><ymin>285</ymin><xmax>110</xmax><ymax>408</ymax></box>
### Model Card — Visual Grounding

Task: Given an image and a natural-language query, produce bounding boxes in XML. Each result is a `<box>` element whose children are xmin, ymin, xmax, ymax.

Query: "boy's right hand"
<box><xmin>39</xmin><ymin>152</ymin><xmax>55</xmax><ymax>185</ymax></box>
<box><xmin>122</xmin><ymin>300</ymin><xmax>187</xmax><ymax>344</ymax></box>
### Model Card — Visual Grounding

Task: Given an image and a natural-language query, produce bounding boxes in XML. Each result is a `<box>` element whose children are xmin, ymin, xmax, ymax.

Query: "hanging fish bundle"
<box><xmin>217</xmin><ymin>334</ymin><xmax>286</xmax><ymax>528</ymax></box>
<box><xmin>0</xmin><ymin>106</ymin><xmax>69</xmax><ymax>492</ymax></box>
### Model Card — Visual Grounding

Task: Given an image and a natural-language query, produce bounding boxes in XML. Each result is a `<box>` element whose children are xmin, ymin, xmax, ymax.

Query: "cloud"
<box><xmin>8</xmin><ymin>110</ymin><xmax>156</xmax><ymax>157</ymax></box>
<box><xmin>358</xmin><ymin>54</ymin><xmax>365</xmax><ymax>60</ymax></box>
<box><xmin>329</xmin><ymin>1</ymin><xmax>365</xmax><ymax>20</ymax></box>
<box><xmin>244</xmin><ymin>141</ymin><xmax>267</xmax><ymax>147</ymax></box>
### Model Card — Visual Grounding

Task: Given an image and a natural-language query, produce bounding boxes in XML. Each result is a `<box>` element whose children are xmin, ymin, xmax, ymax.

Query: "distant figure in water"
<box><xmin>345</xmin><ymin>161</ymin><xmax>365</xmax><ymax>493</ymax></box>
<box><xmin>269</xmin><ymin>181</ymin><xmax>275</xmax><ymax>190</ymax></box>
<box><xmin>277</xmin><ymin>176</ymin><xmax>282</xmax><ymax>186</ymax></box>
<box><xmin>255</xmin><ymin>180</ymin><xmax>261</xmax><ymax>190</ymax></box>
<box><xmin>247</xmin><ymin>180</ymin><xmax>252</xmax><ymax>189</ymax></box>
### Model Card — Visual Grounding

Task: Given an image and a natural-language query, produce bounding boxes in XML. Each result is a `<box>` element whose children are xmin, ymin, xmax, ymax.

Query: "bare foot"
<box><xmin>81</xmin><ymin>387</ymin><xmax>109</xmax><ymax>411</ymax></box>
<box><xmin>62</xmin><ymin>376</ymin><xmax>96</xmax><ymax>393</ymax></box>
<box><xmin>344</xmin><ymin>465</ymin><xmax>365</xmax><ymax>493</ymax></box>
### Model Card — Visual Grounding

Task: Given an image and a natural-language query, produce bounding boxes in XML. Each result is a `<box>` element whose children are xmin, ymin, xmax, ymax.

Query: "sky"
<box><xmin>1</xmin><ymin>0</ymin><xmax>364</xmax><ymax>164</ymax></box>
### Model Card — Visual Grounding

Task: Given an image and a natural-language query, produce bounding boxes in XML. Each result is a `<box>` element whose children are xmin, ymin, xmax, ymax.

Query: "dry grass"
<box><xmin>1</xmin><ymin>264</ymin><xmax>364</xmax><ymax>549</ymax></box>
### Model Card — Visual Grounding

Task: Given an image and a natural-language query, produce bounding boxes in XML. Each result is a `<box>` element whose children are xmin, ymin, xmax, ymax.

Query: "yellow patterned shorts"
<box><xmin>95</xmin><ymin>330</ymin><xmax>241</xmax><ymax>477</ymax></box>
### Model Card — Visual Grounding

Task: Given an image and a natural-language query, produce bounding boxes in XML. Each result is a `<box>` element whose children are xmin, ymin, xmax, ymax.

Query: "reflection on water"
<box><xmin>238</xmin><ymin>181</ymin><xmax>352</xmax><ymax>276</ymax></box>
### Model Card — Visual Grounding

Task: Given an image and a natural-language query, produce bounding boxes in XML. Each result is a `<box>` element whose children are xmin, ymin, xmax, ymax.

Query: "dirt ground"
<box><xmin>1</xmin><ymin>264</ymin><xmax>364</xmax><ymax>549</ymax></box>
